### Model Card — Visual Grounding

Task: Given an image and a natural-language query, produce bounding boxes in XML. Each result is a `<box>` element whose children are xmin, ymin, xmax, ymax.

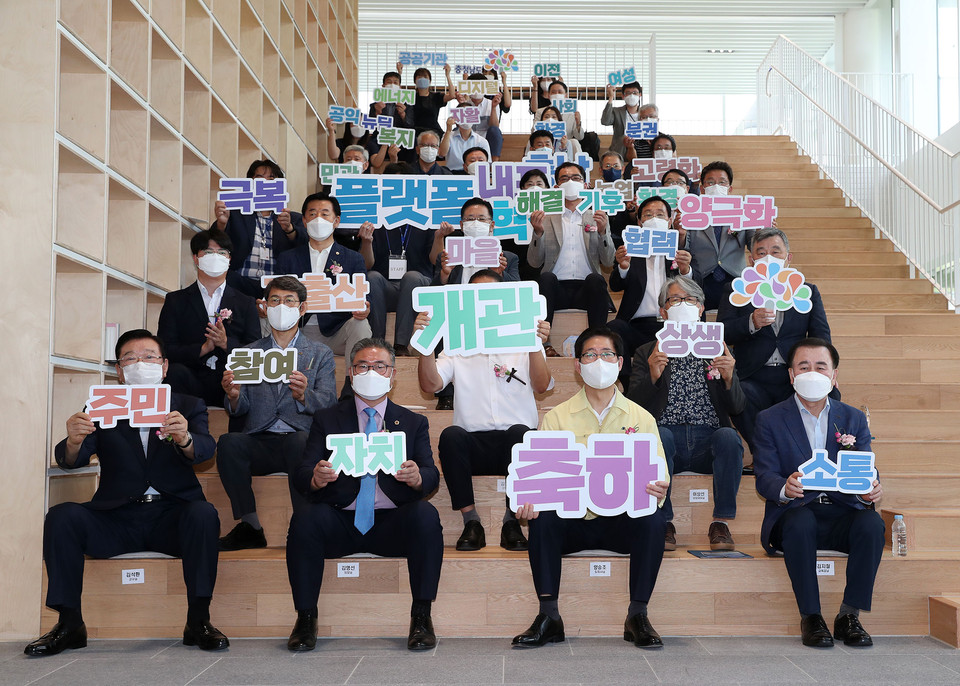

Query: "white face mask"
<box><xmin>197</xmin><ymin>253</ymin><xmax>229</xmax><ymax>277</ymax></box>
<box><xmin>267</xmin><ymin>304</ymin><xmax>301</xmax><ymax>332</ymax></box>
<box><xmin>559</xmin><ymin>180</ymin><xmax>585</xmax><ymax>200</ymax></box>
<box><xmin>665</xmin><ymin>302</ymin><xmax>700</xmax><ymax>322</ymax></box>
<box><xmin>792</xmin><ymin>371</ymin><xmax>833</xmax><ymax>402</ymax></box>
<box><xmin>703</xmin><ymin>184</ymin><xmax>729</xmax><ymax>196</ymax></box>
<box><xmin>540</xmin><ymin>80</ymin><xmax>551</xmax><ymax>92</ymax></box>
<box><xmin>641</xmin><ymin>217</ymin><xmax>669</xmax><ymax>230</ymax></box>
<box><xmin>543</xmin><ymin>116</ymin><xmax>559</xmax><ymax>122</ymax></box>
<box><xmin>672</xmin><ymin>185</ymin><xmax>687</xmax><ymax>198</ymax></box>
<box><xmin>551</xmin><ymin>93</ymin><xmax>566</xmax><ymax>100</ymax></box>
<box><xmin>350</xmin><ymin>125</ymin><xmax>365</xmax><ymax>138</ymax></box>
<box><xmin>458</xmin><ymin>123</ymin><xmax>474</xmax><ymax>133</ymax></box>
<box><xmin>351</xmin><ymin>369</ymin><xmax>392</xmax><ymax>400</ymax></box>
<box><xmin>753</xmin><ymin>254</ymin><xmax>786</xmax><ymax>270</ymax></box>
<box><xmin>122</xmin><ymin>361</ymin><xmax>164</xmax><ymax>386</ymax></box>
<box><xmin>624</xmin><ymin>94</ymin><xmax>641</xmax><ymax>107</ymax></box>
<box><xmin>419</xmin><ymin>146</ymin><xmax>438</xmax><ymax>163</ymax></box>
<box><xmin>306</xmin><ymin>216</ymin><xmax>335</xmax><ymax>241</ymax></box>
<box><xmin>466</xmin><ymin>161</ymin><xmax>480</xmax><ymax>176</ymax></box>
<box><xmin>461</xmin><ymin>220</ymin><xmax>490</xmax><ymax>237</ymax></box>
<box><xmin>578</xmin><ymin>359</ymin><xmax>620</xmax><ymax>390</ymax></box>
<box><xmin>470</xmin><ymin>95</ymin><xmax>484</xmax><ymax>104</ymax></box>
<box><xmin>654</xmin><ymin>149</ymin><xmax>674</xmax><ymax>160</ymax></box>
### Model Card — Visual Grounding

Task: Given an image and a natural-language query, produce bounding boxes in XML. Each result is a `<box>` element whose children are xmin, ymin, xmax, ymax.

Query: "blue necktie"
<box><xmin>354</xmin><ymin>407</ymin><xmax>378</xmax><ymax>534</ymax></box>
<box><xmin>712</xmin><ymin>226</ymin><xmax>726</xmax><ymax>281</ymax></box>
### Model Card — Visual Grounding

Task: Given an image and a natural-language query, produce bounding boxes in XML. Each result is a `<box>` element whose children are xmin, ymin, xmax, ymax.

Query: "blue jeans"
<box><xmin>659</xmin><ymin>424</ymin><xmax>743</xmax><ymax>520</ymax></box>
<box><xmin>485</xmin><ymin>125</ymin><xmax>503</xmax><ymax>157</ymax></box>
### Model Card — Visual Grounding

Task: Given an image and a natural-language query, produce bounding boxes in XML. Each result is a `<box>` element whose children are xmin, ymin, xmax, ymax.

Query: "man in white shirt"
<box><xmin>415</xmin><ymin>270</ymin><xmax>553</xmax><ymax>551</ymax></box>
<box><xmin>528</xmin><ymin>162</ymin><xmax>616</xmax><ymax>354</ymax></box>
<box><xmin>439</xmin><ymin>106</ymin><xmax>492</xmax><ymax>172</ymax></box>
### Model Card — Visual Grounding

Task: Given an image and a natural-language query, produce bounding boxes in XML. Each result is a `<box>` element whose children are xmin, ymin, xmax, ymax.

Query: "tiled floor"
<box><xmin>2</xmin><ymin>636</ymin><xmax>958</xmax><ymax>685</ymax></box>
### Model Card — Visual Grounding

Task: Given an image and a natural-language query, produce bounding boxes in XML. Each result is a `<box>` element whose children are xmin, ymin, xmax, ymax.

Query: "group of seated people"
<box><xmin>26</xmin><ymin>72</ymin><xmax>885</xmax><ymax>657</ymax></box>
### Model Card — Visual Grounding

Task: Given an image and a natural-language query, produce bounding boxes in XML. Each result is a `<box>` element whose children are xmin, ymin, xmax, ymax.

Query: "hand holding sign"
<box><xmin>798</xmin><ymin>449</ymin><xmax>878</xmax><ymax>495</ymax></box>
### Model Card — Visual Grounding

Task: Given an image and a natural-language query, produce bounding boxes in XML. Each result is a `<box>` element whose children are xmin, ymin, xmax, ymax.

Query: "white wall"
<box><xmin>893</xmin><ymin>0</ymin><xmax>940</xmax><ymax>136</ymax></box>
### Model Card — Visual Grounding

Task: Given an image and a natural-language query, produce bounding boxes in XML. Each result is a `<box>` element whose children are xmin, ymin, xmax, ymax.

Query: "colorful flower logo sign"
<box><xmin>729</xmin><ymin>259</ymin><xmax>813</xmax><ymax>313</ymax></box>
<box><xmin>485</xmin><ymin>49</ymin><xmax>518</xmax><ymax>72</ymax></box>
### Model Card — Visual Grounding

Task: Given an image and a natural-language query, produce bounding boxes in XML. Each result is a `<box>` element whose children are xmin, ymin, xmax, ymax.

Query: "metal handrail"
<box><xmin>763</xmin><ymin>66</ymin><xmax>960</xmax><ymax>214</ymax></box>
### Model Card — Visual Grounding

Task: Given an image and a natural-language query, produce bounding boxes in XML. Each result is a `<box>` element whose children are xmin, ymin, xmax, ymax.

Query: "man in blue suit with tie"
<box><xmin>754</xmin><ymin>337</ymin><xmax>884</xmax><ymax>648</ymax></box>
<box><xmin>216</xmin><ymin>275</ymin><xmax>338</xmax><ymax>550</ymax></box>
<box><xmin>285</xmin><ymin>338</ymin><xmax>443</xmax><ymax>652</ymax></box>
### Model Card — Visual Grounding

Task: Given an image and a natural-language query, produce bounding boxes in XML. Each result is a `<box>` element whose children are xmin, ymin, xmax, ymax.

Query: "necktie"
<box><xmin>712</xmin><ymin>226</ymin><xmax>726</xmax><ymax>281</ymax></box>
<box><xmin>354</xmin><ymin>407</ymin><xmax>378</xmax><ymax>534</ymax></box>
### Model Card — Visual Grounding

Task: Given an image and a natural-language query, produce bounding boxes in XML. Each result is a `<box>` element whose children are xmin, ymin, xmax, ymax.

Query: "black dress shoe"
<box><xmin>219</xmin><ymin>521</ymin><xmax>267</xmax><ymax>551</ymax></box>
<box><xmin>500</xmin><ymin>519</ymin><xmax>528</xmax><ymax>551</ymax></box>
<box><xmin>436</xmin><ymin>396</ymin><xmax>454</xmax><ymax>411</ymax></box>
<box><xmin>183</xmin><ymin>621</ymin><xmax>230</xmax><ymax>651</ymax></box>
<box><xmin>623</xmin><ymin>614</ymin><xmax>663</xmax><ymax>649</ymax></box>
<box><xmin>664</xmin><ymin>522</ymin><xmax>677</xmax><ymax>552</ymax></box>
<box><xmin>800</xmin><ymin>614</ymin><xmax>835</xmax><ymax>648</ymax></box>
<box><xmin>407</xmin><ymin>614</ymin><xmax>436</xmax><ymax>650</ymax></box>
<box><xmin>287</xmin><ymin>613</ymin><xmax>318</xmax><ymax>651</ymax></box>
<box><xmin>512</xmin><ymin>613</ymin><xmax>565</xmax><ymax>647</ymax></box>
<box><xmin>24</xmin><ymin>622</ymin><xmax>87</xmax><ymax>656</ymax></box>
<box><xmin>834</xmin><ymin>613</ymin><xmax>873</xmax><ymax>647</ymax></box>
<box><xmin>393</xmin><ymin>344</ymin><xmax>411</xmax><ymax>357</ymax></box>
<box><xmin>456</xmin><ymin>520</ymin><xmax>486</xmax><ymax>551</ymax></box>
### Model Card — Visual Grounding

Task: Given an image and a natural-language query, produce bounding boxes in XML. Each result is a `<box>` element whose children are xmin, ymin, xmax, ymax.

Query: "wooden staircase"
<box><xmin>44</xmin><ymin>134</ymin><xmax>960</xmax><ymax>642</ymax></box>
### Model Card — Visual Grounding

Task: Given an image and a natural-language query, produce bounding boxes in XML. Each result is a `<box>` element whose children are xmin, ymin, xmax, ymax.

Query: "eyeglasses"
<box><xmin>199</xmin><ymin>249</ymin><xmax>229</xmax><ymax>257</ymax></box>
<box><xmin>701</xmin><ymin>179</ymin><xmax>730</xmax><ymax>187</ymax></box>
<box><xmin>640</xmin><ymin>212</ymin><xmax>668</xmax><ymax>221</ymax></box>
<box><xmin>557</xmin><ymin>175</ymin><xmax>584</xmax><ymax>183</ymax></box>
<box><xmin>118</xmin><ymin>354</ymin><xmax>163</xmax><ymax>367</ymax></box>
<box><xmin>352</xmin><ymin>362</ymin><xmax>394</xmax><ymax>375</ymax></box>
<box><xmin>601</xmin><ymin>163</ymin><xmax>622</xmax><ymax>170</ymax></box>
<box><xmin>267</xmin><ymin>296</ymin><xmax>302</xmax><ymax>307</ymax></box>
<box><xmin>579</xmin><ymin>351</ymin><xmax>618</xmax><ymax>363</ymax></box>
<box><xmin>666</xmin><ymin>296</ymin><xmax>701</xmax><ymax>306</ymax></box>
<box><xmin>662</xmin><ymin>180</ymin><xmax>687</xmax><ymax>187</ymax></box>
<box><xmin>462</xmin><ymin>216</ymin><xmax>492</xmax><ymax>223</ymax></box>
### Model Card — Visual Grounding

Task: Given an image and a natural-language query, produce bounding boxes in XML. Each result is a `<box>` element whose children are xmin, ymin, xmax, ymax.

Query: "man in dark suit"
<box><xmin>25</xmin><ymin>329</ymin><xmax>228</xmax><ymax>657</ymax></box>
<box><xmin>608</xmin><ymin>195</ymin><xmax>698</xmax><ymax>391</ymax></box>
<box><xmin>275</xmin><ymin>193</ymin><xmax>372</xmax><ymax>361</ymax></box>
<box><xmin>216</xmin><ymin>276</ymin><xmax>338</xmax><ymax>550</ymax></box>
<box><xmin>285</xmin><ymin>338</ymin><xmax>443</xmax><ymax>652</ymax></box>
<box><xmin>213</xmin><ymin>159</ymin><xmax>307</xmax><ymax>297</ymax></box>
<box><xmin>434</xmin><ymin>198</ymin><xmax>521</xmax><ymax>285</ymax></box>
<box><xmin>717</xmin><ymin>227</ymin><xmax>832</xmax><ymax>451</ymax></box>
<box><xmin>158</xmin><ymin>229</ymin><xmax>261</xmax><ymax>415</ymax></box>
<box><xmin>629</xmin><ymin>276</ymin><xmax>745</xmax><ymax>552</ymax></box>
<box><xmin>754</xmin><ymin>337</ymin><xmax>884</xmax><ymax>648</ymax></box>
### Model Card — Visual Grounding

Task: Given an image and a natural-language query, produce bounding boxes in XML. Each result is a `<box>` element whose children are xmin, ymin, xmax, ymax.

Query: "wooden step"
<box><xmin>789</xmin><ymin>238</ymin><xmax>894</xmax><ymax>252</ymax></box>
<box><xmin>834</xmin><ymin>334</ymin><xmax>960</xmax><ymax>359</ymax></box>
<box><xmin>880</xmin><ymin>508</ymin><xmax>960</xmax><ymax>552</ymax></box>
<box><xmin>873</xmin><ymin>441</ymin><xmax>960</xmax><ymax>474</ymax></box>
<box><xmin>840</xmin><ymin>382</ymin><xmax>959</xmax><ymax>410</ymax></box>
<box><xmin>870</xmin><ymin>409</ymin><xmax>960</xmax><ymax>440</ymax></box>
<box><xmin>815</xmin><ymin>278</ymin><xmax>933</xmax><ymax>295</ymax></box>
<box><xmin>39</xmin><ymin>544</ymin><xmax>959</xmax><ymax>638</ymax></box>
<box><xmin>800</xmin><ymin>264</ymin><xmax>910</xmax><ymax>280</ymax></box>
<box><xmin>793</xmin><ymin>250</ymin><xmax>905</xmax><ymax>265</ymax></box>
<box><xmin>775</xmin><ymin>217</ymin><xmax>873</xmax><ymax>229</ymax></box>
<box><xmin>930</xmin><ymin>596</ymin><xmax>960</xmax><ymax>648</ymax></box>
<box><xmin>823</xmin><ymin>294</ymin><xmax>947</xmax><ymax>311</ymax></box>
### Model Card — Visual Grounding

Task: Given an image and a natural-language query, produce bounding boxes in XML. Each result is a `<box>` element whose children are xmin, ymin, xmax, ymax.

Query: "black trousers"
<box><xmin>286</xmin><ymin>501</ymin><xmax>444</xmax><ymax>611</ymax></box>
<box><xmin>770</xmin><ymin>502</ymin><xmax>885</xmax><ymax>616</ymax></box>
<box><xmin>216</xmin><ymin>431</ymin><xmax>310</xmax><ymax>519</ymax></box>
<box><xmin>608</xmin><ymin>316</ymin><xmax>662</xmax><ymax>392</ymax></box>
<box><xmin>438</xmin><ymin>425</ymin><xmax>531</xmax><ymax>511</ymax></box>
<box><xmin>536</xmin><ymin>272</ymin><xmax>610</xmax><ymax>328</ymax></box>
<box><xmin>43</xmin><ymin>499</ymin><xmax>220</xmax><ymax>612</ymax></box>
<box><xmin>527</xmin><ymin>508</ymin><xmax>666</xmax><ymax>603</ymax></box>
<box><xmin>702</xmin><ymin>271</ymin><xmax>734</xmax><ymax>311</ymax></box>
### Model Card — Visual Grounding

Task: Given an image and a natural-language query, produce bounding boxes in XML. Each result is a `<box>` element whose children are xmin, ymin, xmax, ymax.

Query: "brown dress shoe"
<box><xmin>708</xmin><ymin>521</ymin><xmax>735</xmax><ymax>551</ymax></box>
<box><xmin>544</xmin><ymin>345</ymin><xmax>561</xmax><ymax>357</ymax></box>
<box><xmin>664</xmin><ymin>522</ymin><xmax>677</xmax><ymax>551</ymax></box>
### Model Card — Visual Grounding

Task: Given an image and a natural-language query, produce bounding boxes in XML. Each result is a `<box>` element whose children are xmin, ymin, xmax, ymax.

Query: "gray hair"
<box><xmin>350</xmin><ymin>337</ymin><xmax>396</xmax><ymax>366</ymax></box>
<box><xmin>640</xmin><ymin>103</ymin><xmax>659</xmax><ymax>117</ymax></box>
<box><xmin>416</xmin><ymin>130</ymin><xmax>440</xmax><ymax>147</ymax></box>
<box><xmin>658</xmin><ymin>275</ymin><xmax>705</xmax><ymax>308</ymax></box>
<box><xmin>750</xmin><ymin>227</ymin><xmax>790</xmax><ymax>252</ymax></box>
<box><xmin>600</xmin><ymin>150</ymin><xmax>624</xmax><ymax>165</ymax></box>
<box><xmin>343</xmin><ymin>144</ymin><xmax>369</xmax><ymax>162</ymax></box>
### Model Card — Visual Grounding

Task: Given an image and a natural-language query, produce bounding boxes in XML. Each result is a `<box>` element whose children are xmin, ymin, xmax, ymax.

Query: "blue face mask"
<box><xmin>602</xmin><ymin>167</ymin><xmax>623</xmax><ymax>182</ymax></box>
<box><xmin>416</xmin><ymin>78</ymin><xmax>430</xmax><ymax>89</ymax></box>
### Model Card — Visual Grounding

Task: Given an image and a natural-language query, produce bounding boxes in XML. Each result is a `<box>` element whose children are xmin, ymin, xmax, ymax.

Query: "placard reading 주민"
<box><xmin>459</xmin><ymin>79</ymin><xmax>499</xmax><ymax>96</ymax></box>
<box><xmin>607</xmin><ymin>66</ymin><xmax>637</xmax><ymax>86</ymax></box>
<box><xmin>630</xmin><ymin>157</ymin><xmax>702</xmax><ymax>183</ymax></box>
<box><xmin>621</xmin><ymin>226</ymin><xmax>680</xmax><ymax>259</ymax></box>
<box><xmin>373</xmin><ymin>87</ymin><xmax>416</xmax><ymax>105</ymax></box>
<box><xmin>799</xmin><ymin>449</ymin><xmax>877</xmax><ymax>494</ymax></box>
<box><xmin>506</xmin><ymin>431</ymin><xmax>666</xmax><ymax>518</ymax></box>
<box><xmin>326</xmin><ymin>431</ymin><xmax>406</xmax><ymax>476</ymax></box>
<box><xmin>218</xmin><ymin>178</ymin><xmax>289</xmax><ymax>214</ymax></box>
<box><xmin>226</xmin><ymin>348</ymin><xmax>298</xmax><ymax>384</ymax></box>
<box><xmin>85</xmin><ymin>385</ymin><xmax>172</xmax><ymax>428</ymax></box>
<box><xmin>410</xmin><ymin>281</ymin><xmax>546</xmax><ymax>356</ymax></box>
<box><xmin>728</xmin><ymin>259</ymin><xmax>813</xmax><ymax>313</ymax></box>
<box><xmin>261</xmin><ymin>273</ymin><xmax>370</xmax><ymax>313</ymax></box>
<box><xmin>445</xmin><ymin>236</ymin><xmax>502</xmax><ymax>268</ymax></box>
<box><xmin>677</xmin><ymin>194</ymin><xmax>778</xmax><ymax>232</ymax></box>
<box><xmin>328</xmin><ymin>174</ymin><xmax>477</xmax><ymax>229</ymax></box>
<box><xmin>656</xmin><ymin>322</ymin><xmax>725</xmax><ymax>359</ymax></box>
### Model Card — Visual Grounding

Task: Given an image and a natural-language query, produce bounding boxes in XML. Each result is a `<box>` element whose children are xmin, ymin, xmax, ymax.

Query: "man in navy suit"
<box><xmin>275</xmin><ymin>193</ymin><xmax>372</xmax><ymax>362</ymax></box>
<box><xmin>26</xmin><ymin>330</ymin><xmax>228</xmax><ymax>656</ymax></box>
<box><xmin>216</xmin><ymin>276</ymin><xmax>338</xmax><ymax>550</ymax></box>
<box><xmin>717</xmin><ymin>228</ymin><xmax>832</xmax><ymax>451</ymax></box>
<box><xmin>285</xmin><ymin>338</ymin><xmax>443</xmax><ymax>652</ymax></box>
<box><xmin>213</xmin><ymin>159</ymin><xmax>307</xmax><ymax>297</ymax></box>
<box><xmin>433</xmin><ymin>198</ymin><xmax>521</xmax><ymax>285</ymax></box>
<box><xmin>158</xmin><ymin>229</ymin><xmax>261</xmax><ymax>413</ymax></box>
<box><xmin>608</xmin><ymin>196</ymin><xmax>699</xmax><ymax>391</ymax></box>
<box><xmin>754</xmin><ymin>337</ymin><xmax>884</xmax><ymax>648</ymax></box>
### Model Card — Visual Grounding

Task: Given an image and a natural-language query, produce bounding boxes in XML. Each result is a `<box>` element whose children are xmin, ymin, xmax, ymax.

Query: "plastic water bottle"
<box><xmin>892</xmin><ymin>514</ymin><xmax>907</xmax><ymax>557</ymax></box>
